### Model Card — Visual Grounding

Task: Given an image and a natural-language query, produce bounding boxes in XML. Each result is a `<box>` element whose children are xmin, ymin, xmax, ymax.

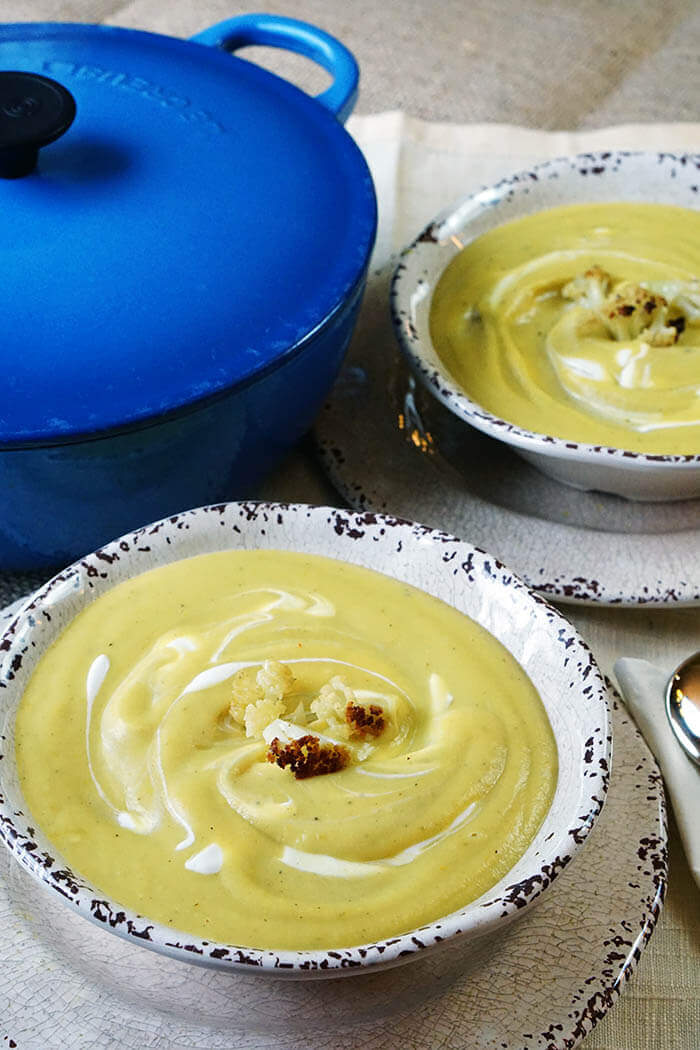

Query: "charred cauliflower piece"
<box><xmin>642</xmin><ymin>279</ymin><xmax>700</xmax><ymax>325</ymax></box>
<box><xmin>561</xmin><ymin>265</ymin><xmax>611</xmax><ymax>311</ymax></box>
<box><xmin>310</xmin><ymin>675</ymin><xmax>387</xmax><ymax>742</ymax></box>
<box><xmin>267</xmin><ymin>735</ymin><xmax>350</xmax><ymax>779</ymax></box>
<box><xmin>562</xmin><ymin>266</ymin><xmax>684</xmax><ymax>346</ymax></box>
<box><xmin>346</xmin><ymin>702</ymin><xmax>386</xmax><ymax>739</ymax></box>
<box><xmin>600</xmin><ymin>284</ymin><xmax>678</xmax><ymax>346</ymax></box>
<box><xmin>229</xmin><ymin>664</ymin><xmax>387</xmax><ymax>759</ymax></box>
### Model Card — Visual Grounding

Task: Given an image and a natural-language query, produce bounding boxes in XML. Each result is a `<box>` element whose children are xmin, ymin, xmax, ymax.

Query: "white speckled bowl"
<box><xmin>0</xmin><ymin>502</ymin><xmax>610</xmax><ymax>978</ymax></box>
<box><xmin>391</xmin><ymin>151</ymin><xmax>700</xmax><ymax>501</ymax></box>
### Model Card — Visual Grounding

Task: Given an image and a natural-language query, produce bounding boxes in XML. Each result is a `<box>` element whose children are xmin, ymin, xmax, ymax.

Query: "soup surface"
<box><xmin>430</xmin><ymin>202</ymin><xmax>700</xmax><ymax>453</ymax></box>
<box><xmin>16</xmin><ymin>550</ymin><xmax>557</xmax><ymax>950</ymax></box>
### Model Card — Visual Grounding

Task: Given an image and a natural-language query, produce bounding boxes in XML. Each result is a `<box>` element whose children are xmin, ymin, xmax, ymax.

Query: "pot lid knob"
<box><xmin>0</xmin><ymin>71</ymin><xmax>76</xmax><ymax>178</ymax></box>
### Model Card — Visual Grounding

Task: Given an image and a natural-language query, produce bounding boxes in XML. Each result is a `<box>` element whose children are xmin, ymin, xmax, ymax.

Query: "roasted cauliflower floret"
<box><xmin>229</xmin><ymin>665</ymin><xmax>388</xmax><ymax>749</ymax></box>
<box><xmin>599</xmin><ymin>283</ymin><xmax>677</xmax><ymax>345</ymax></box>
<box><xmin>310</xmin><ymin>676</ymin><xmax>387</xmax><ymax>741</ymax></box>
<box><xmin>229</xmin><ymin>666</ymin><xmax>263</xmax><ymax>713</ymax></box>
<box><xmin>229</xmin><ymin>660</ymin><xmax>296</xmax><ymax>738</ymax></box>
<box><xmin>256</xmin><ymin>660</ymin><xmax>295</xmax><ymax>702</ymax></box>
<box><xmin>561</xmin><ymin>264</ymin><xmax>611</xmax><ymax>311</ymax></box>
<box><xmin>562</xmin><ymin>266</ymin><xmax>688</xmax><ymax>346</ymax></box>
<box><xmin>642</xmin><ymin>279</ymin><xmax>700</xmax><ymax>325</ymax></box>
<box><xmin>311</xmin><ymin>675</ymin><xmax>356</xmax><ymax>723</ymax></box>
<box><xmin>243</xmin><ymin>696</ymin><xmax>285</xmax><ymax>739</ymax></box>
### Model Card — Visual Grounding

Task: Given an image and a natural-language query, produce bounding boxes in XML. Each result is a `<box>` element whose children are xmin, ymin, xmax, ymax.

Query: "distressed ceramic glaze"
<box><xmin>0</xmin><ymin>503</ymin><xmax>610</xmax><ymax>977</ymax></box>
<box><xmin>391</xmin><ymin>151</ymin><xmax>700</xmax><ymax>501</ymax></box>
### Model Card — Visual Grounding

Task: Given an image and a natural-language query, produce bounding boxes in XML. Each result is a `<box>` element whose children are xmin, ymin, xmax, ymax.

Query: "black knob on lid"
<box><xmin>0</xmin><ymin>71</ymin><xmax>76</xmax><ymax>178</ymax></box>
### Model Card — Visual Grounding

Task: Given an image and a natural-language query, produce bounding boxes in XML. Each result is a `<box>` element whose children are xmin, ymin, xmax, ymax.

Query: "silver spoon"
<box><xmin>666</xmin><ymin>652</ymin><xmax>700</xmax><ymax>766</ymax></box>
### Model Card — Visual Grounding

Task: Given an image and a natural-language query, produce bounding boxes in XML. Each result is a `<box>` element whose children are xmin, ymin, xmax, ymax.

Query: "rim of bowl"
<box><xmin>390</xmin><ymin>149</ymin><xmax>700</xmax><ymax>470</ymax></box>
<box><xmin>0</xmin><ymin>501</ymin><xmax>611</xmax><ymax>976</ymax></box>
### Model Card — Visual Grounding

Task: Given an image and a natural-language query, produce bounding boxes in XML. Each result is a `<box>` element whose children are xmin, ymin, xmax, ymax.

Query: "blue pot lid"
<box><xmin>0</xmin><ymin>18</ymin><xmax>377</xmax><ymax>445</ymax></box>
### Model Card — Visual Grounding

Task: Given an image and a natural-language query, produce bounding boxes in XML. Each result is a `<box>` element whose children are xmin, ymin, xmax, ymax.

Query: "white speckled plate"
<box><xmin>0</xmin><ymin>676</ymin><xmax>664</xmax><ymax>1050</ymax></box>
<box><xmin>315</xmin><ymin>267</ymin><xmax>700</xmax><ymax>606</ymax></box>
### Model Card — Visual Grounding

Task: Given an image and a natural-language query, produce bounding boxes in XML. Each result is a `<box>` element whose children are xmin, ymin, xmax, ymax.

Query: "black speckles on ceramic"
<box><xmin>390</xmin><ymin>150</ymin><xmax>700</xmax><ymax>502</ymax></box>
<box><xmin>0</xmin><ymin>502</ymin><xmax>610</xmax><ymax>978</ymax></box>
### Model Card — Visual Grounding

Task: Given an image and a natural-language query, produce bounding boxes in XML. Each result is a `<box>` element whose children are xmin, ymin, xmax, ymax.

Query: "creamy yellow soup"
<box><xmin>430</xmin><ymin>202</ymin><xmax>700</xmax><ymax>453</ymax></box>
<box><xmin>16</xmin><ymin>550</ymin><xmax>557</xmax><ymax>950</ymax></box>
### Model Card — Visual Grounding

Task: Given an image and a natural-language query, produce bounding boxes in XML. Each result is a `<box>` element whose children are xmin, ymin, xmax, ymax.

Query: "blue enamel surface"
<box><xmin>0</xmin><ymin>278</ymin><xmax>365</xmax><ymax>569</ymax></box>
<box><xmin>0</xmin><ymin>20</ymin><xmax>376</xmax><ymax>444</ymax></box>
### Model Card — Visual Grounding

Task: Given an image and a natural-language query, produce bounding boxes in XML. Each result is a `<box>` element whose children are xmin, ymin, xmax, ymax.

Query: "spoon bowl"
<box><xmin>666</xmin><ymin>652</ymin><xmax>700</xmax><ymax>765</ymax></box>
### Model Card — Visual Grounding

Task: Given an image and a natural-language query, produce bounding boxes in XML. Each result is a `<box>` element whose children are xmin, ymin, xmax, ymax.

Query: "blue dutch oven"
<box><xmin>0</xmin><ymin>15</ymin><xmax>377</xmax><ymax>569</ymax></box>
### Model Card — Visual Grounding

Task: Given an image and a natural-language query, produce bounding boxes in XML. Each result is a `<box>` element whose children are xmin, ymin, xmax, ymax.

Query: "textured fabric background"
<box><xmin>1</xmin><ymin>3</ymin><xmax>699</xmax><ymax>1048</ymax></box>
<box><xmin>3</xmin><ymin>0</ymin><xmax>700</xmax><ymax>128</ymax></box>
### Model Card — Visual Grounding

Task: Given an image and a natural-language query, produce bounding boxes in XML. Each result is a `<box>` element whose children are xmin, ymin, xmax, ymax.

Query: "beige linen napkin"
<box><xmin>615</xmin><ymin>658</ymin><xmax>700</xmax><ymax>890</ymax></box>
<box><xmin>345</xmin><ymin>113</ymin><xmax>700</xmax><ymax>268</ymax></box>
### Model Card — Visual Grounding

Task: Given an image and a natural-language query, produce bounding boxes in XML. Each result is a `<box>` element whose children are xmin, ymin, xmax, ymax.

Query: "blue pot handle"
<box><xmin>190</xmin><ymin>14</ymin><xmax>359</xmax><ymax>124</ymax></box>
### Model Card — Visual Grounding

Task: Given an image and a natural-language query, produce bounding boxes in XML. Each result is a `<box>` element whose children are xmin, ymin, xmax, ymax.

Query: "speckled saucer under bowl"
<box><xmin>0</xmin><ymin>502</ymin><xmax>610</xmax><ymax>978</ymax></box>
<box><xmin>391</xmin><ymin>150</ymin><xmax>700</xmax><ymax>502</ymax></box>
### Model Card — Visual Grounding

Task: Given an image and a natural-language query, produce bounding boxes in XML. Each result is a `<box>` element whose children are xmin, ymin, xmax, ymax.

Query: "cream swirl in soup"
<box><xmin>430</xmin><ymin>203</ymin><xmax>700</xmax><ymax>453</ymax></box>
<box><xmin>16</xmin><ymin>550</ymin><xmax>557</xmax><ymax>950</ymax></box>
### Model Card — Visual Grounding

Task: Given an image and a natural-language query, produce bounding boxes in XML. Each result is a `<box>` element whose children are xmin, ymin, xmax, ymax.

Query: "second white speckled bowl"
<box><xmin>391</xmin><ymin>150</ymin><xmax>700</xmax><ymax>501</ymax></box>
